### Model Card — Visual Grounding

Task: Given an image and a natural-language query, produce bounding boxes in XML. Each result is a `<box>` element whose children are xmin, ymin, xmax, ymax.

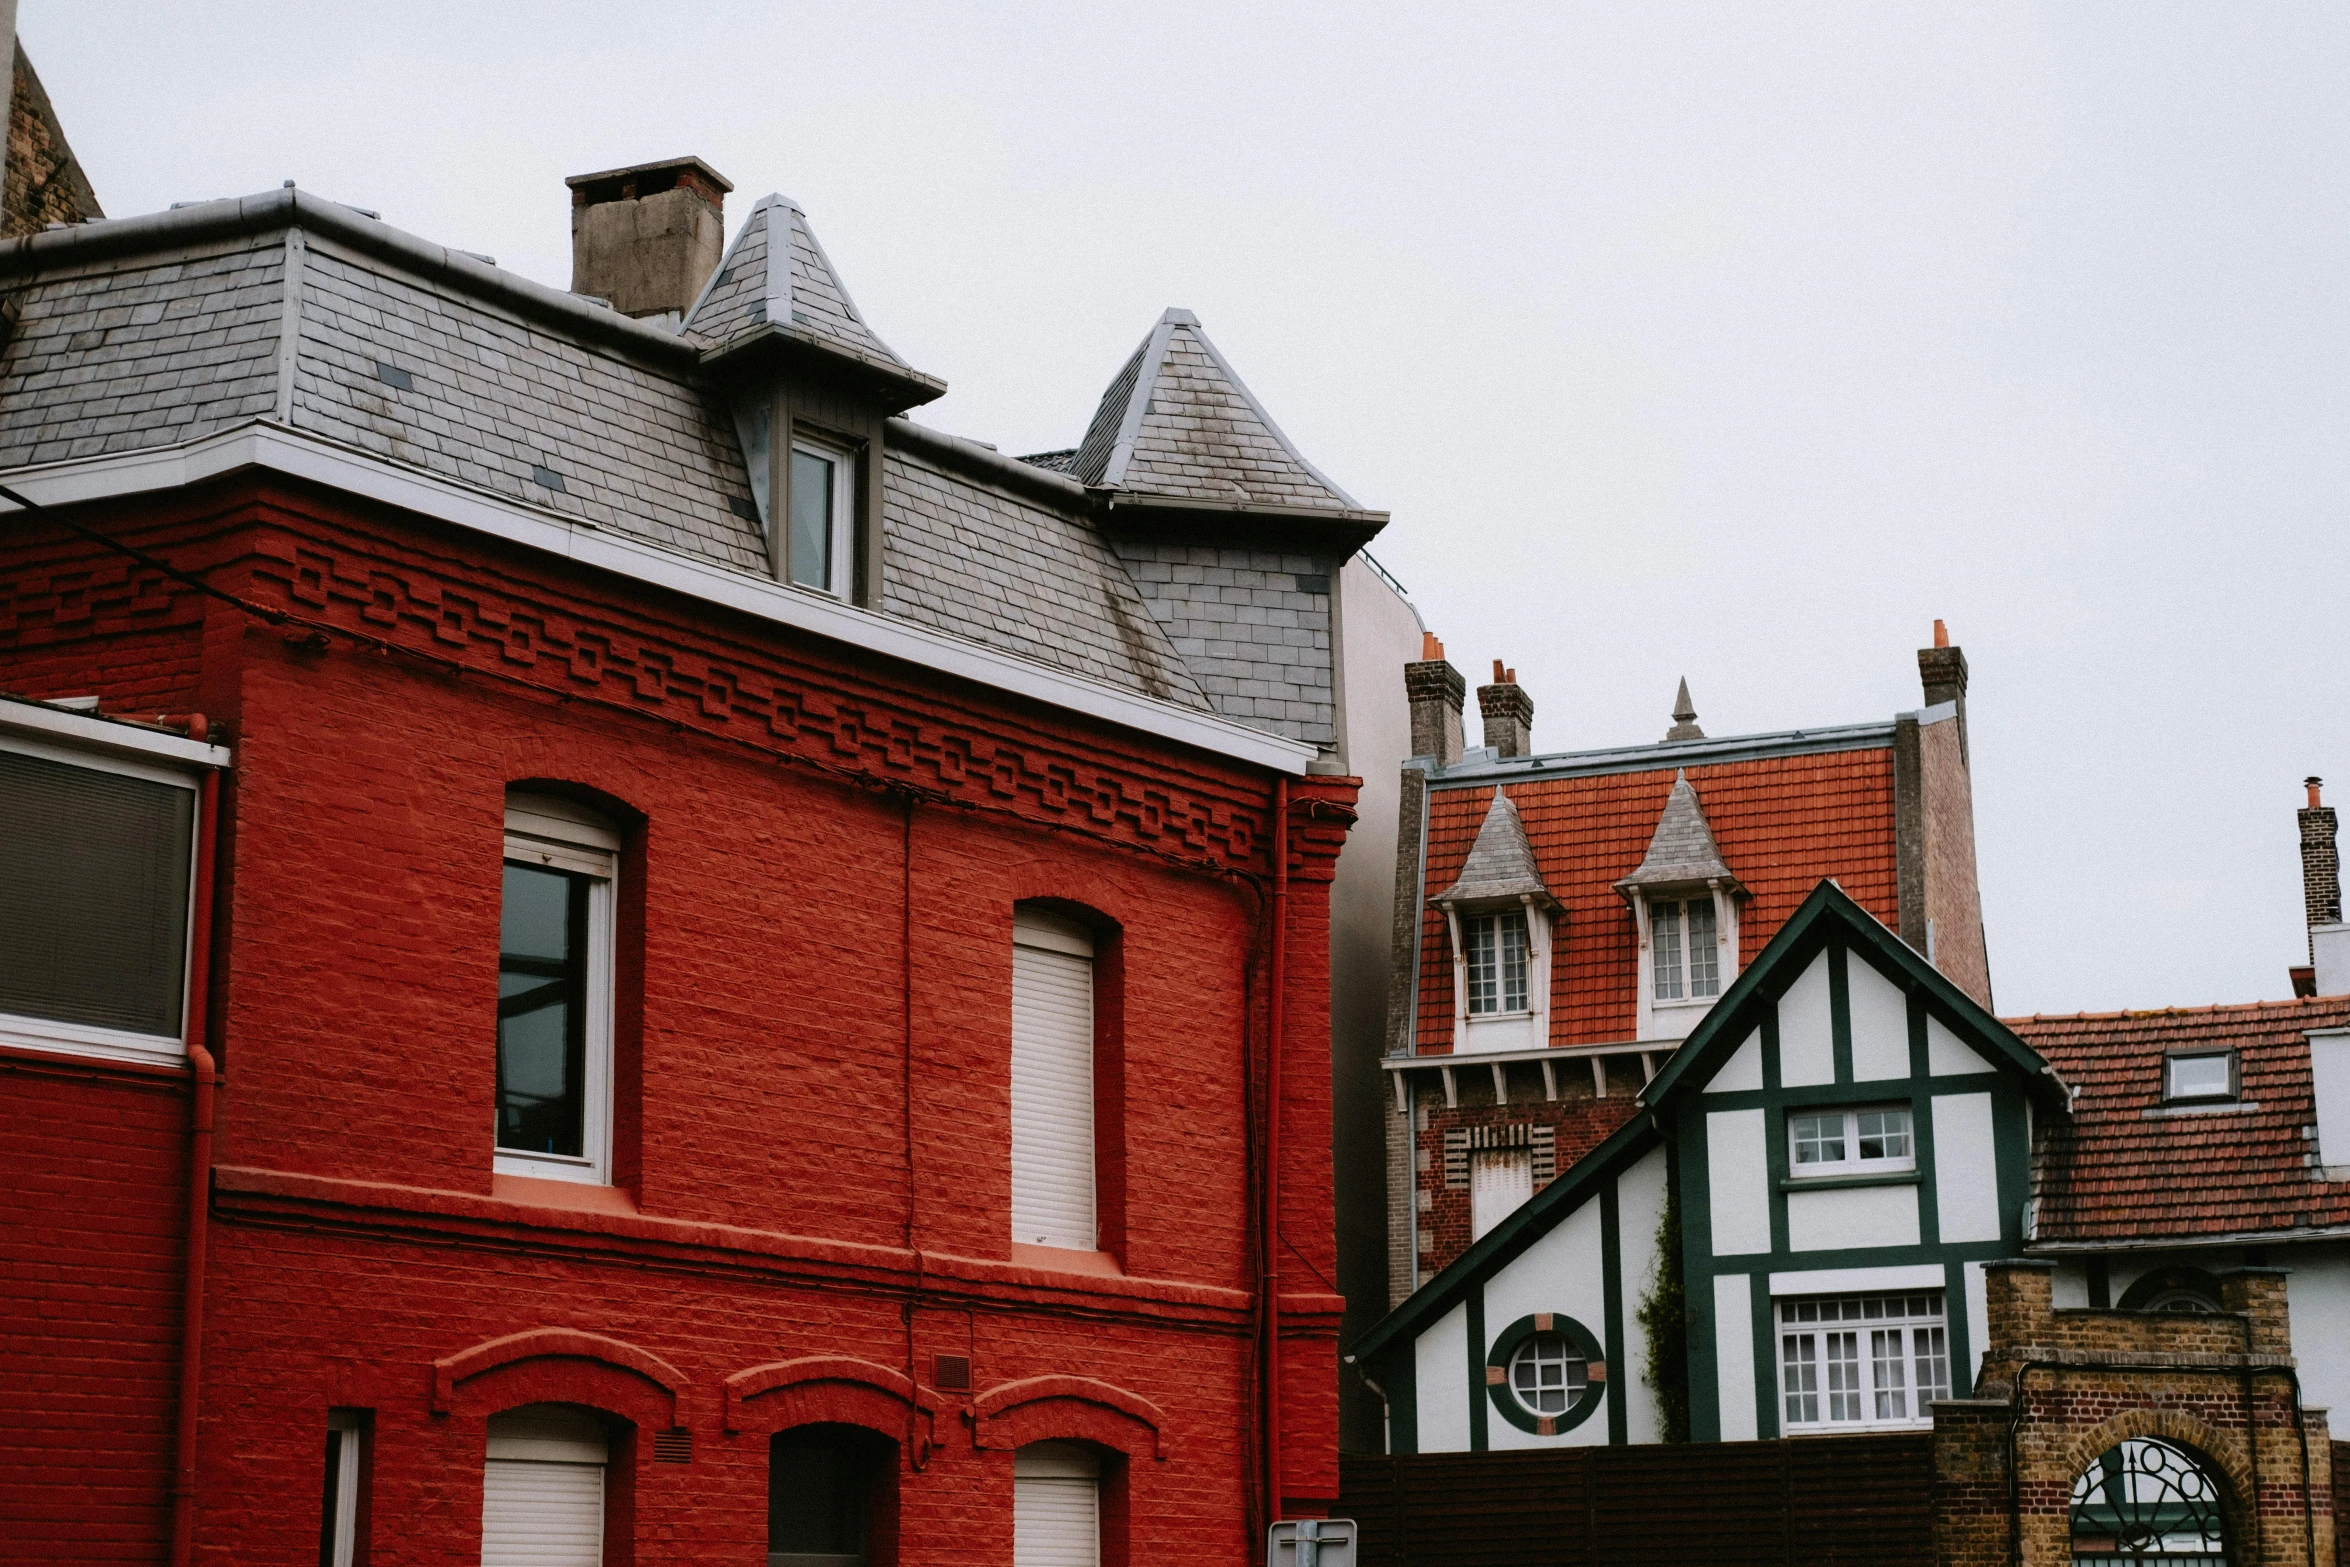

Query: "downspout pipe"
<box><xmin>171</xmin><ymin>746</ymin><xmax>219</xmax><ymax>1567</ymax></box>
<box><xmin>1262</xmin><ymin>775</ymin><xmax>1290</xmax><ymax>1527</ymax></box>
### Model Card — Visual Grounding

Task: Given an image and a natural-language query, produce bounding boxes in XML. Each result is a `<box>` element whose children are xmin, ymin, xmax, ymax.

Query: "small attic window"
<box><xmin>2165</xmin><ymin>1051</ymin><xmax>2236</xmax><ymax>1102</ymax></box>
<box><xmin>1651</xmin><ymin>896</ymin><xmax>1720</xmax><ymax>1001</ymax></box>
<box><xmin>1466</xmin><ymin>912</ymin><xmax>1530</xmax><ymax>1016</ymax></box>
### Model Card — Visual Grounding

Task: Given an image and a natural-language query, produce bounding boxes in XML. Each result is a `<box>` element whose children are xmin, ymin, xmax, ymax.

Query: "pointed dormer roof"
<box><xmin>1614</xmin><ymin>770</ymin><xmax>1742</xmax><ymax>896</ymax></box>
<box><xmin>1435</xmin><ymin>791</ymin><xmax>1557</xmax><ymax>909</ymax></box>
<box><xmin>685</xmin><ymin>194</ymin><xmax>944</xmax><ymax>409</ymax></box>
<box><xmin>1062</xmin><ymin>308</ymin><xmax>1384</xmax><ymax>550</ymax></box>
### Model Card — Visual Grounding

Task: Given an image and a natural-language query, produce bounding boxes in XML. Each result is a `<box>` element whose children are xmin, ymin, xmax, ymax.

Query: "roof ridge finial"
<box><xmin>1665</xmin><ymin>677</ymin><xmax>1704</xmax><ymax>742</ymax></box>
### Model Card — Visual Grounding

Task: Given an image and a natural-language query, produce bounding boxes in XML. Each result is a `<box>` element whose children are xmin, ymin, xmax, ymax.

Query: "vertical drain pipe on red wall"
<box><xmin>170</xmin><ymin>742</ymin><xmax>220</xmax><ymax>1567</ymax></box>
<box><xmin>1261</xmin><ymin>774</ymin><xmax>1289</xmax><ymax>1527</ymax></box>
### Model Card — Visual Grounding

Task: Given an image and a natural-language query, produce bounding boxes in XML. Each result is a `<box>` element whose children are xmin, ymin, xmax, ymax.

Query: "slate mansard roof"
<box><xmin>2016</xmin><ymin>996</ymin><xmax>2350</xmax><ymax>1245</ymax></box>
<box><xmin>0</xmin><ymin>188</ymin><xmax>1381</xmax><ymax>753</ymax></box>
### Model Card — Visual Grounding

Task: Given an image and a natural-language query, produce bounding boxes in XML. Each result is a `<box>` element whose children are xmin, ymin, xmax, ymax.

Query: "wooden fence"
<box><xmin>1336</xmin><ymin>1435</ymin><xmax>1936</xmax><ymax>1567</ymax></box>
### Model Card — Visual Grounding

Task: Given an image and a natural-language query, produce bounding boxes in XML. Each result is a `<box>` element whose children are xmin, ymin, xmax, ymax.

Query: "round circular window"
<box><xmin>1507</xmin><ymin>1332</ymin><xmax>1589</xmax><ymax>1418</ymax></box>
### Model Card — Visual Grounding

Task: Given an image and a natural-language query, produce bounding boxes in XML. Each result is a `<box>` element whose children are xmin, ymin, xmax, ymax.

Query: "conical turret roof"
<box><xmin>1062</xmin><ymin>308</ymin><xmax>1370</xmax><ymax>516</ymax></box>
<box><xmin>683</xmin><ymin>195</ymin><xmax>941</xmax><ymax>403</ymax></box>
<box><xmin>1615</xmin><ymin>770</ymin><xmax>1741</xmax><ymax>895</ymax></box>
<box><xmin>1435</xmin><ymin>791</ymin><xmax>1557</xmax><ymax>909</ymax></box>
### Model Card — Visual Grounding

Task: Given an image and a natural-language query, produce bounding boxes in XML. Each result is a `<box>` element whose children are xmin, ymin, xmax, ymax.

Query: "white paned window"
<box><xmin>2165</xmin><ymin>1052</ymin><xmax>2234</xmax><ymax>1102</ymax></box>
<box><xmin>321</xmin><ymin>1412</ymin><xmax>361</xmax><ymax>1567</ymax></box>
<box><xmin>1465</xmin><ymin>912</ymin><xmax>1529</xmax><ymax>1015</ymax></box>
<box><xmin>0</xmin><ymin>733</ymin><xmax>202</xmax><ymax>1067</ymax></box>
<box><xmin>497</xmin><ymin>796</ymin><xmax>620</xmax><ymax>1186</ymax></box>
<box><xmin>1779</xmin><ymin>1292</ymin><xmax>1947</xmax><ymax>1430</ymax></box>
<box><xmin>1650</xmin><ymin>896</ymin><xmax>1719</xmax><ymax>1001</ymax></box>
<box><xmin>788</xmin><ymin>435</ymin><xmax>858</xmax><ymax>596</ymax></box>
<box><xmin>1469</xmin><ymin>1149</ymin><xmax>1533</xmax><ymax>1241</ymax></box>
<box><xmin>1013</xmin><ymin>1442</ymin><xmax>1101</xmax><ymax>1567</ymax></box>
<box><xmin>481</xmin><ymin>1404</ymin><xmax>609</xmax><ymax>1567</ymax></box>
<box><xmin>1508</xmin><ymin>1332</ymin><xmax>1588</xmax><ymax>1417</ymax></box>
<box><xmin>1011</xmin><ymin>910</ymin><xmax>1097</xmax><ymax>1252</ymax></box>
<box><xmin>1787</xmin><ymin>1105</ymin><xmax>1914</xmax><ymax>1178</ymax></box>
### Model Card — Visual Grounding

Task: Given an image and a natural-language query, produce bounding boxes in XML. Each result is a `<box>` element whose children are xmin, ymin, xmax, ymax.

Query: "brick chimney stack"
<box><xmin>1404</xmin><ymin>633</ymin><xmax>1465</xmax><ymax>767</ymax></box>
<box><xmin>2302</xmin><ymin>779</ymin><xmax>2342</xmax><ymax>978</ymax></box>
<box><xmin>1477</xmin><ymin>659</ymin><xmax>1534</xmax><ymax>759</ymax></box>
<box><xmin>1917</xmin><ymin>617</ymin><xmax>1969</xmax><ymax>764</ymax></box>
<box><xmin>565</xmin><ymin>157</ymin><xmax>732</xmax><ymax>320</ymax></box>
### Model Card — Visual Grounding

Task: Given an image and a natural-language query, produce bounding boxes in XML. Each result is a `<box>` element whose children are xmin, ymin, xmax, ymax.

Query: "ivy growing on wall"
<box><xmin>1636</xmin><ymin>1187</ymin><xmax>1689</xmax><ymax>1442</ymax></box>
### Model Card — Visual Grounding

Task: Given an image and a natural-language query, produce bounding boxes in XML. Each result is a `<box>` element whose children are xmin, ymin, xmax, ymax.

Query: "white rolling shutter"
<box><xmin>1470</xmin><ymin>1149</ymin><xmax>1533</xmax><ymax>1241</ymax></box>
<box><xmin>1013</xmin><ymin>1442</ymin><xmax>1100</xmax><ymax>1567</ymax></box>
<box><xmin>1011</xmin><ymin>911</ymin><xmax>1096</xmax><ymax>1251</ymax></box>
<box><xmin>481</xmin><ymin>1406</ymin><xmax>607</xmax><ymax>1567</ymax></box>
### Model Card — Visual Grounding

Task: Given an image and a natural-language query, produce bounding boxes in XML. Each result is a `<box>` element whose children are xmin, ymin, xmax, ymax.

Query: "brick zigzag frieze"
<box><xmin>241</xmin><ymin>523</ymin><xmax>1289</xmax><ymax>875</ymax></box>
<box><xmin>3</xmin><ymin>504</ymin><xmax>1364</xmax><ymax>880</ymax></box>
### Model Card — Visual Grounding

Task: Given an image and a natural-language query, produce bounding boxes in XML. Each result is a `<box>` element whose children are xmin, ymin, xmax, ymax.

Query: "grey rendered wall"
<box><xmin>1329</xmin><ymin>553</ymin><xmax>1425</xmax><ymax>1452</ymax></box>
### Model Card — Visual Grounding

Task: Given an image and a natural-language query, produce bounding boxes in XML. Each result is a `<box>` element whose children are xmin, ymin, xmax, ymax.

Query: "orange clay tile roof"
<box><xmin>2013</xmin><ymin>996</ymin><xmax>2350</xmax><ymax>1243</ymax></box>
<box><xmin>1416</xmin><ymin>746</ymin><xmax>1899</xmax><ymax>1049</ymax></box>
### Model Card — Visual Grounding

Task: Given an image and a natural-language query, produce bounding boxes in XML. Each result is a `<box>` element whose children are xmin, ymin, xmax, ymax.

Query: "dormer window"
<box><xmin>1650</xmin><ymin>896</ymin><xmax>1720</xmax><ymax>1001</ymax></box>
<box><xmin>1467</xmin><ymin>912</ymin><xmax>1531</xmax><ymax>1016</ymax></box>
<box><xmin>1616</xmin><ymin>769</ymin><xmax>1744</xmax><ymax>1042</ymax></box>
<box><xmin>1433</xmin><ymin>790</ymin><xmax>1560</xmax><ymax>1054</ymax></box>
<box><xmin>788</xmin><ymin>435</ymin><xmax>857</xmax><ymax>595</ymax></box>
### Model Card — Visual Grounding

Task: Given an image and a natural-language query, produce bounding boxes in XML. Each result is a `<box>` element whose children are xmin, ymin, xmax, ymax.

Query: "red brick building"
<box><xmin>0</xmin><ymin>166</ymin><xmax>1384</xmax><ymax>1563</ymax></box>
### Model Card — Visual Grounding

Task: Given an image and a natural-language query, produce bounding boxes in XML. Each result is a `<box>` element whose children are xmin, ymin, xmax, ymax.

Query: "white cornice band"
<box><xmin>0</xmin><ymin>423</ymin><xmax>1319</xmax><ymax>774</ymax></box>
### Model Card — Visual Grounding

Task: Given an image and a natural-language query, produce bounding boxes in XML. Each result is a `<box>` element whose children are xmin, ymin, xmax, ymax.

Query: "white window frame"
<box><xmin>789</xmin><ymin>432</ymin><xmax>859</xmax><ymax>598</ymax></box>
<box><xmin>495</xmin><ymin>797</ymin><xmax>620</xmax><ymax>1186</ymax></box>
<box><xmin>1506</xmin><ymin>1331</ymin><xmax>1589</xmax><ymax>1419</ymax></box>
<box><xmin>1776</xmin><ymin>1291</ymin><xmax>1948</xmax><ymax>1433</ymax></box>
<box><xmin>1632</xmin><ymin>883</ymin><xmax>1739</xmax><ymax>1042</ymax></box>
<box><xmin>322</xmin><ymin>1411</ymin><xmax>362</xmax><ymax>1567</ymax></box>
<box><xmin>2164</xmin><ymin>1050</ymin><xmax>2235</xmax><ymax>1103</ymax></box>
<box><xmin>1446</xmin><ymin>898</ymin><xmax>1553</xmax><ymax>1054</ymax></box>
<box><xmin>1464</xmin><ymin>911</ymin><xmax>1530</xmax><ymax>1017</ymax></box>
<box><xmin>1785</xmin><ymin>1104</ymin><xmax>1916</xmax><ymax>1179</ymax></box>
<box><xmin>0</xmin><ymin>729</ymin><xmax>206</xmax><ymax>1068</ymax></box>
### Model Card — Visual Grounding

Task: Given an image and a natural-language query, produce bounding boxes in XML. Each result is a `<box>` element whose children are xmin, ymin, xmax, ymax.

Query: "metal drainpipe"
<box><xmin>170</xmin><ymin>735</ymin><xmax>220</xmax><ymax>1567</ymax></box>
<box><xmin>1262</xmin><ymin>774</ymin><xmax>1290</xmax><ymax>1528</ymax></box>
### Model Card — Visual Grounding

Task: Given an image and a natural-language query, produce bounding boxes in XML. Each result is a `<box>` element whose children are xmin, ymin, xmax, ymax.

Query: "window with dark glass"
<box><xmin>496</xmin><ymin>794</ymin><xmax>618</xmax><ymax>1185</ymax></box>
<box><xmin>789</xmin><ymin>447</ymin><xmax>838</xmax><ymax>591</ymax></box>
<box><xmin>770</xmin><ymin>1424</ymin><xmax>894</xmax><ymax>1566</ymax></box>
<box><xmin>498</xmin><ymin>862</ymin><xmax>591</xmax><ymax>1158</ymax></box>
<box><xmin>0</xmin><ymin>741</ymin><xmax>196</xmax><ymax>1049</ymax></box>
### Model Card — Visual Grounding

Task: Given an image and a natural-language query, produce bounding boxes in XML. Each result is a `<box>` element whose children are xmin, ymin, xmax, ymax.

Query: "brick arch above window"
<box><xmin>971</xmin><ymin>1375</ymin><xmax>1169</xmax><ymax>1461</ymax></box>
<box><xmin>431</xmin><ymin>1327</ymin><xmax>682</xmax><ymax>1429</ymax></box>
<box><xmin>722</xmin><ymin>1355</ymin><xmax>940</xmax><ymax>1450</ymax></box>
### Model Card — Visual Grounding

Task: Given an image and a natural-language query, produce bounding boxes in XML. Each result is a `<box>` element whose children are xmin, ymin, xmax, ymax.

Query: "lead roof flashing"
<box><xmin>1429</xmin><ymin>720</ymin><xmax>1900</xmax><ymax>786</ymax></box>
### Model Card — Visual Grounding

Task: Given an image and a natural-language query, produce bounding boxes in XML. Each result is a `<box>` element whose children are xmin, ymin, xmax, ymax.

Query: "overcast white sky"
<box><xmin>31</xmin><ymin>2</ymin><xmax>2350</xmax><ymax>1016</ymax></box>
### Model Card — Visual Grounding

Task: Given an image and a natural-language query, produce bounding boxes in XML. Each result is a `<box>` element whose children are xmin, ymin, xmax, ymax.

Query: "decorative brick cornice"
<box><xmin>7</xmin><ymin>486</ymin><xmax>1319</xmax><ymax>882</ymax></box>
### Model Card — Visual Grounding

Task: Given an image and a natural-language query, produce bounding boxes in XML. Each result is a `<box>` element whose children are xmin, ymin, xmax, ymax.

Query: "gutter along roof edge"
<box><xmin>0</xmin><ymin>422</ymin><xmax>1321</xmax><ymax>775</ymax></box>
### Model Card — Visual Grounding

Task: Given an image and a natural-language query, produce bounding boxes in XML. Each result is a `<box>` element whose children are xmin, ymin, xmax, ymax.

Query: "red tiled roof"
<box><xmin>1415</xmin><ymin>747</ymin><xmax>1900</xmax><ymax>1049</ymax></box>
<box><xmin>2014</xmin><ymin>996</ymin><xmax>2350</xmax><ymax>1243</ymax></box>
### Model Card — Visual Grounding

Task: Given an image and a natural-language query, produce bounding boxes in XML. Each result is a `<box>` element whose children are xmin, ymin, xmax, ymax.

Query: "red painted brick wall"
<box><xmin>0</xmin><ymin>477</ymin><xmax>1352</xmax><ymax>1562</ymax></box>
<box><xmin>0</xmin><ymin>1053</ymin><xmax>189</xmax><ymax>1564</ymax></box>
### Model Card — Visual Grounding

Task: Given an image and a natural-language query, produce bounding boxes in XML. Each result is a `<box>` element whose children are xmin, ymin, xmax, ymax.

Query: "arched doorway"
<box><xmin>2069</xmin><ymin>1438</ymin><xmax>2229</xmax><ymax>1565</ymax></box>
